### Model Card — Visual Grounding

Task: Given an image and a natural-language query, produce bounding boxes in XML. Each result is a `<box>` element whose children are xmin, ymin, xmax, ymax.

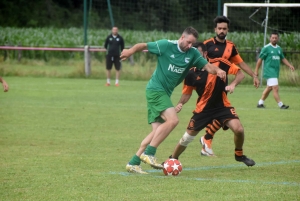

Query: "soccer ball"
<box><xmin>163</xmin><ymin>158</ymin><xmax>182</xmax><ymax>176</ymax></box>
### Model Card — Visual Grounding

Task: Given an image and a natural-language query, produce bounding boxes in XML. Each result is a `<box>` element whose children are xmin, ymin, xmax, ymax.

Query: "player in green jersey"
<box><xmin>255</xmin><ymin>32</ymin><xmax>295</xmax><ymax>109</ymax></box>
<box><xmin>120</xmin><ymin>27</ymin><xmax>226</xmax><ymax>174</ymax></box>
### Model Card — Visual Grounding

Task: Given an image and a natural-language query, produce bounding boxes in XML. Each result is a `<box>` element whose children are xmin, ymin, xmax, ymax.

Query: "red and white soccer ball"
<box><xmin>163</xmin><ymin>158</ymin><xmax>182</xmax><ymax>176</ymax></box>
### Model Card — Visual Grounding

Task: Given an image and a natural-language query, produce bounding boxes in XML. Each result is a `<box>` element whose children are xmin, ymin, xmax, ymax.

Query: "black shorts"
<box><xmin>106</xmin><ymin>55</ymin><xmax>121</xmax><ymax>70</ymax></box>
<box><xmin>187</xmin><ymin>107</ymin><xmax>239</xmax><ymax>131</ymax></box>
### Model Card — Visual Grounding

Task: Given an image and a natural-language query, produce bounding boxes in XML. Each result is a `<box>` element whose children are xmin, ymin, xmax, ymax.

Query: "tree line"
<box><xmin>0</xmin><ymin>0</ymin><xmax>299</xmax><ymax>33</ymax></box>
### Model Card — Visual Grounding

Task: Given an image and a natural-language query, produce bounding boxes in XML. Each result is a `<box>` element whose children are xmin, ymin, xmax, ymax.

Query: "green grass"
<box><xmin>0</xmin><ymin>77</ymin><xmax>299</xmax><ymax>200</ymax></box>
<box><xmin>1</xmin><ymin>59</ymin><xmax>299</xmax><ymax>86</ymax></box>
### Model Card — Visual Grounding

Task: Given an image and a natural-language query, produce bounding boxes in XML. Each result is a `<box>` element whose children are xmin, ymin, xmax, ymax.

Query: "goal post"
<box><xmin>223</xmin><ymin>3</ymin><xmax>300</xmax><ymax>17</ymax></box>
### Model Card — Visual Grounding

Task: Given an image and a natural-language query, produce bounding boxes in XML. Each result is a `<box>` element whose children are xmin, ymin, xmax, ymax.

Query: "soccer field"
<box><xmin>0</xmin><ymin>77</ymin><xmax>299</xmax><ymax>200</ymax></box>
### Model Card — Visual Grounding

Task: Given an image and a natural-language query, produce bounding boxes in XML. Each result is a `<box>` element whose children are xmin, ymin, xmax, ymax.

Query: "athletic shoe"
<box><xmin>257</xmin><ymin>104</ymin><xmax>265</xmax><ymax>108</ymax></box>
<box><xmin>105</xmin><ymin>83</ymin><xmax>110</xmax><ymax>86</ymax></box>
<box><xmin>235</xmin><ymin>155</ymin><xmax>256</xmax><ymax>167</ymax></box>
<box><xmin>280</xmin><ymin>105</ymin><xmax>289</xmax><ymax>109</ymax></box>
<box><xmin>140</xmin><ymin>153</ymin><xmax>163</xmax><ymax>169</ymax></box>
<box><xmin>200</xmin><ymin>136</ymin><xmax>215</xmax><ymax>156</ymax></box>
<box><xmin>115</xmin><ymin>83</ymin><xmax>119</xmax><ymax>87</ymax></box>
<box><xmin>200</xmin><ymin>148</ymin><xmax>213</xmax><ymax>156</ymax></box>
<box><xmin>126</xmin><ymin>164</ymin><xmax>148</xmax><ymax>174</ymax></box>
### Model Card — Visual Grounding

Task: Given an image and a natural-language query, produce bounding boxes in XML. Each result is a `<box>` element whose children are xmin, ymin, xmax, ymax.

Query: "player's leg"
<box><xmin>140</xmin><ymin>91</ymin><xmax>177</xmax><ymax>169</ymax></box>
<box><xmin>105</xmin><ymin>55</ymin><xmax>113</xmax><ymax>86</ymax></box>
<box><xmin>225</xmin><ymin>118</ymin><xmax>255</xmax><ymax>167</ymax></box>
<box><xmin>257</xmin><ymin>85</ymin><xmax>272</xmax><ymax>108</ymax></box>
<box><xmin>200</xmin><ymin>119</ymin><xmax>221</xmax><ymax>156</ymax></box>
<box><xmin>270</xmin><ymin>79</ymin><xmax>289</xmax><ymax>109</ymax></box>
<box><xmin>126</xmin><ymin>122</ymin><xmax>161</xmax><ymax>174</ymax></box>
<box><xmin>171</xmin><ymin>129</ymin><xmax>199</xmax><ymax>159</ymax></box>
<box><xmin>149</xmin><ymin>108</ymin><xmax>179</xmax><ymax>147</ymax></box>
<box><xmin>114</xmin><ymin>56</ymin><xmax>121</xmax><ymax>86</ymax></box>
<box><xmin>170</xmin><ymin>113</ymin><xmax>209</xmax><ymax>159</ymax></box>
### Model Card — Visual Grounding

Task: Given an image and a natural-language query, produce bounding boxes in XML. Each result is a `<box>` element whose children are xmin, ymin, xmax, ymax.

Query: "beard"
<box><xmin>179</xmin><ymin>43</ymin><xmax>188</xmax><ymax>52</ymax></box>
<box><xmin>217</xmin><ymin>33</ymin><xmax>226</xmax><ymax>40</ymax></box>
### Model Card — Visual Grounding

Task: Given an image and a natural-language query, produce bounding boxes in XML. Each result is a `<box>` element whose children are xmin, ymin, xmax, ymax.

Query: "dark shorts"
<box><xmin>187</xmin><ymin>107</ymin><xmax>239</xmax><ymax>131</ymax></box>
<box><xmin>106</xmin><ymin>55</ymin><xmax>121</xmax><ymax>70</ymax></box>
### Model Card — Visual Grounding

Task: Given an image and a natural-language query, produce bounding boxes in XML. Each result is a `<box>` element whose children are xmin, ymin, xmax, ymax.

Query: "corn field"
<box><xmin>1</xmin><ymin>27</ymin><xmax>300</xmax><ymax>61</ymax></box>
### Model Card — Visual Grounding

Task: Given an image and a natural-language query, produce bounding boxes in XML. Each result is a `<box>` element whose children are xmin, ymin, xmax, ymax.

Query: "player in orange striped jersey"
<box><xmin>199</xmin><ymin>16</ymin><xmax>260</xmax><ymax>156</ymax></box>
<box><xmin>169</xmin><ymin>42</ymin><xmax>255</xmax><ymax>166</ymax></box>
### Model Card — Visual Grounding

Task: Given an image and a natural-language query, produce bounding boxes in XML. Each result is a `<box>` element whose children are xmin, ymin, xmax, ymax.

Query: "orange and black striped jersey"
<box><xmin>203</xmin><ymin>37</ymin><xmax>243</xmax><ymax>65</ymax></box>
<box><xmin>182</xmin><ymin>58</ymin><xmax>240</xmax><ymax>113</ymax></box>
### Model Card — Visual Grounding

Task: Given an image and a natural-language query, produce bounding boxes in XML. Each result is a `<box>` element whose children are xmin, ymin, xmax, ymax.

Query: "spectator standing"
<box><xmin>104</xmin><ymin>26</ymin><xmax>125</xmax><ymax>86</ymax></box>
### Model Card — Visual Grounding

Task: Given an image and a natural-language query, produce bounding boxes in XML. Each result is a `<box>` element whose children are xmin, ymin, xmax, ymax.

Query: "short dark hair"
<box><xmin>270</xmin><ymin>31</ymin><xmax>279</xmax><ymax>37</ymax></box>
<box><xmin>213</xmin><ymin>16</ymin><xmax>230</xmax><ymax>28</ymax></box>
<box><xmin>193</xmin><ymin>42</ymin><xmax>207</xmax><ymax>52</ymax></box>
<box><xmin>183</xmin><ymin>26</ymin><xmax>199</xmax><ymax>39</ymax></box>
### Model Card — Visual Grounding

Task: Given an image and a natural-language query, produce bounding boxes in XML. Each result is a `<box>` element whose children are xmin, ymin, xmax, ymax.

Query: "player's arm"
<box><xmin>254</xmin><ymin>58</ymin><xmax>263</xmax><ymax>77</ymax></box>
<box><xmin>225</xmin><ymin>69</ymin><xmax>244</xmax><ymax>94</ymax></box>
<box><xmin>203</xmin><ymin>63</ymin><xmax>226</xmax><ymax>82</ymax></box>
<box><xmin>120</xmin><ymin>43</ymin><xmax>147</xmax><ymax>61</ymax></box>
<box><xmin>238</xmin><ymin>61</ymin><xmax>259</xmax><ymax>88</ymax></box>
<box><xmin>281</xmin><ymin>58</ymin><xmax>295</xmax><ymax>71</ymax></box>
<box><xmin>175</xmin><ymin>94</ymin><xmax>192</xmax><ymax>113</ymax></box>
<box><xmin>0</xmin><ymin>76</ymin><xmax>9</xmax><ymax>92</ymax></box>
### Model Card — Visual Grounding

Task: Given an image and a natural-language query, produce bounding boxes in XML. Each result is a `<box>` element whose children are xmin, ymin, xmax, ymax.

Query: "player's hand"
<box><xmin>290</xmin><ymin>65</ymin><xmax>295</xmax><ymax>71</ymax></box>
<box><xmin>217</xmin><ymin>69</ymin><xmax>226</xmax><ymax>82</ymax></box>
<box><xmin>120</xmin><ymin>49</ymin><xmax>131</xmax><ymax>61</ymax></box>
<box><xmin>253</xmin><ymin>77</ymin><xmax>260</xmax><ymax>89</ymax></box>
<box><xmin>2</xmin><ymin>82</ymin><xmax>9</xmax><ymax>92</ymax></box>
<box><xmin>225</xmin><ymin>85</ymin><xmax>235</xmax><ymax>94</ymax></box>
<box><xmin>175</xmin><ymin>103</ymin><xmax>183</xmax><ymax>113</ymax></box>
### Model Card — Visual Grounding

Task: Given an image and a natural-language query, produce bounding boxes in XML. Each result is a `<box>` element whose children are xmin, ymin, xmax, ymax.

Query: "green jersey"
<box><xmin>146</xmin><ymin>39</ymin><xmax>208</xmax><ymax>96</ymax></box>
<box><xmin>259</xmin><ymin>43</ymin><xmax>285</xmax><ymax>79</ymax></box>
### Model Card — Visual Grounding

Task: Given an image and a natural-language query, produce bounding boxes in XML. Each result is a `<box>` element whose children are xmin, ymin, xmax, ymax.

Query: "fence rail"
<box><xmin>1</xmin><ymin>46</ymin><xmax>299</xmax><ymax>76</ymax></box>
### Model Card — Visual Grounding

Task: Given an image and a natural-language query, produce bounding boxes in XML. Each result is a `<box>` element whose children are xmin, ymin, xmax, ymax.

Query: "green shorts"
<box><xmin>146</xmin><ymin>90</ymin><xmax>174</xmax><ymax>124</ymax></box>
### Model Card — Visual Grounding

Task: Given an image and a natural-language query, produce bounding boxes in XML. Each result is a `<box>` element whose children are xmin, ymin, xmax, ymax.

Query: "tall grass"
<box><xmin>1</xmin><ymin>59</ymin><xmax>299</xmax><ymax>86</ymax></box>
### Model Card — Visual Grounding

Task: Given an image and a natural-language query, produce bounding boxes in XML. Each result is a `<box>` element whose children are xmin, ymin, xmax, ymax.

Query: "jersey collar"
<box><xmin>177</xmin><ymin>41</ymin><xmax>185</xmax><ymax>53</ymax></box>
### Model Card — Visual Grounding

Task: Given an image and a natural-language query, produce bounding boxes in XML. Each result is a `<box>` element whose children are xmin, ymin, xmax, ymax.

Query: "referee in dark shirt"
<box><xmin>104</xmin><ymin>26</ymin><xmax>125</xmax><ymax>86</ymax></box>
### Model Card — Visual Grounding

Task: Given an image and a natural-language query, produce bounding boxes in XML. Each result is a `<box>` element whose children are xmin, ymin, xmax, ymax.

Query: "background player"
<box><xmin>255</xmin><ymin>32</ymin><xmax>295</xmax><ymax>109</ymax></box>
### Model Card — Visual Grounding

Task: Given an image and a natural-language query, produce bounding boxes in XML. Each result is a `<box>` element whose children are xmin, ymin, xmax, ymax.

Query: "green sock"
<box><xmin>128</xmin><ymin>155</ymin><xmax>141</xmax><ymax>165</ymax></box>
<box><xmin>145</xmin><ymin>145</ymin><xmax>157</xmax><ymax>155</ymax></box>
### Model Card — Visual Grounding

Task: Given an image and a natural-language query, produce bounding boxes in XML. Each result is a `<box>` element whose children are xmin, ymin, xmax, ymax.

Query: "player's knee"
<box><xmin>234</xmin><ymin>126</ymin><xmax>244</xmax><ymax>136</ymax></box>
<box><xmin>167</xmin><ymin>116</ymin><xmax>179</xmax><ymax>127</ymax></box>
<box><xmin>267</xmin><ymin>86</ymin><xmax>273</xmax><ymax>91</ymax></box>
<box><xmin>179</xmin><ymin>132</ymin><xmax>195</xmax><ymax>147</ymax></box>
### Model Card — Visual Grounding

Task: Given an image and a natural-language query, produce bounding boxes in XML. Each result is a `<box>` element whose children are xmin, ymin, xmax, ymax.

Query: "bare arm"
<box><xmin>0</xmin><ymin>77</ymin><xmax>9</xmax><ymax>92</ymax></box>
<box><xmin>225</xmin><ymin>70</ymin><xmax>245</xmax><ymax>94</ymax></box>
<box><xmin>175</xmin><ymin>94</ymin><xmax>192</xmax><ymax>113</ymax></box>
<box><xmin>203</xmin><ymin>63</ymin><xmax>226</xmax><ymax>82</ymax></box>
<box><xmin>254</xmin><ymin>58</ymin><xmax>263</xmax><ymax>76</ymax></box>
<box><xmin>120</xmin><ymin>43</ymin><xmax>148</xmax><ymax>61</ymax></box>
<box><xmin>282</xmin><ymin>58</ymin><xmax>295</xmax><ymax>71</ymax></box>
<box><xmin>238</xmin><ymin>61</ymin><xmax>259</xmax><ymax>88</ymax></box>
